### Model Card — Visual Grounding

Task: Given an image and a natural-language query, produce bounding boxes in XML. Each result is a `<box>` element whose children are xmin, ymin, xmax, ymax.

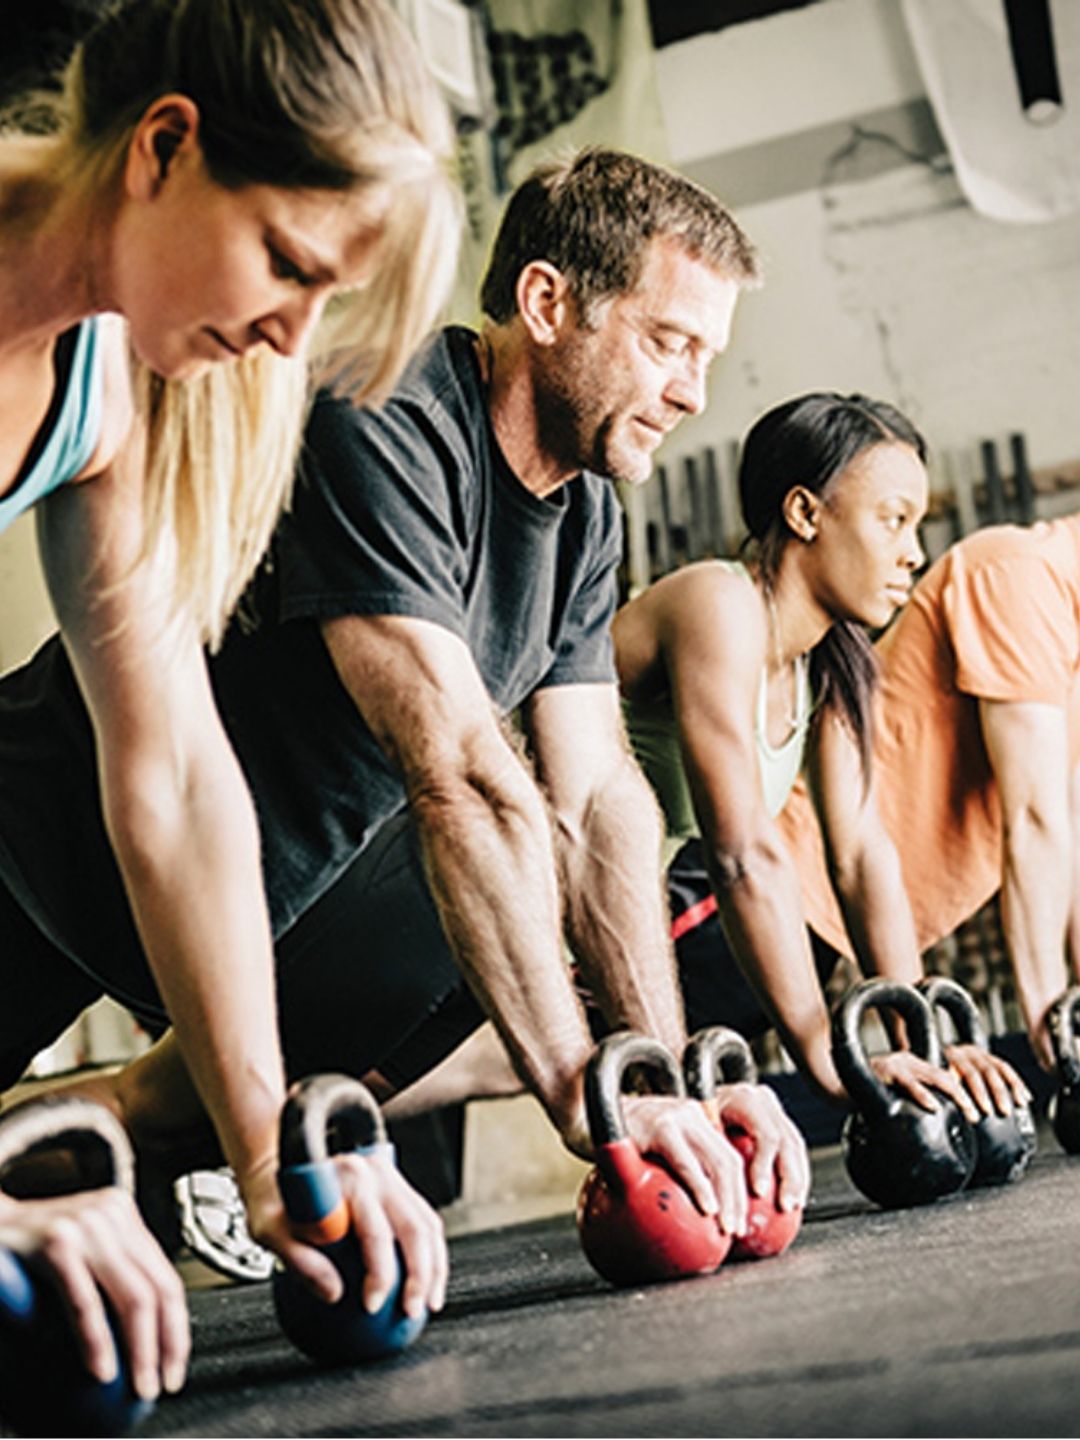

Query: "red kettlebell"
<box><xmin>684</xmin><ymin>1026</ymin><xmax>803</xmax><ymax>1260</ymax></box>
<box><xmin>576</xmin><ymin>1031</ymin><xmax>731</xmax><ymax>1287</ymax></box>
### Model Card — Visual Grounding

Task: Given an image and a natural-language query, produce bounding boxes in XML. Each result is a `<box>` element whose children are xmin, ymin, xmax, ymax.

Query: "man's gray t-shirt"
<box><xmin>0</xmin><ymin>326</ymin><xmax>624</xmax><ymax>1002</ymax></box>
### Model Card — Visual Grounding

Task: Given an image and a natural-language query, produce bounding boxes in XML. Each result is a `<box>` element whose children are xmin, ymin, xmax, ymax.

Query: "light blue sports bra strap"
<box><xmin>0</xmin><ymin>318</ymin><xmax>105</xmax><ymax>534</ymax></box>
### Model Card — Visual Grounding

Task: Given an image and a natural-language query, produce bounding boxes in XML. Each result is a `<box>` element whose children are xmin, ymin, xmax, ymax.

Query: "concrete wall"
<box><xmin>6</xmin><ymin>0</ymin><xmax>1079</xmax><ymax>664</ymax></box>
<box><xmin>0</xmin><ymin>514</ymin><xmax>53</xmax><ymax>674</ymax></box>
<box><xmin>644</xmin><ymin>0</ymin><xmax>1080</xmax><ymax>566</ymax></box>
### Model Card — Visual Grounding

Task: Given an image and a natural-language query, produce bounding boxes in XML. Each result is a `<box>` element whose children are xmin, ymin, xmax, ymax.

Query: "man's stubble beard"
<box><xmin>533</xmin><ymin>339</ymin><xmax>644</xmax><ymax>485</ymax></box>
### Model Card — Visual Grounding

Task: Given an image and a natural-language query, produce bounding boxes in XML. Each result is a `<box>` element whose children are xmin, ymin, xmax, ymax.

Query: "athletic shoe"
<box><xmin>174</xmin><ymin>1168</ymin><xmax>275</xmax><ymax>1283</ymax></box>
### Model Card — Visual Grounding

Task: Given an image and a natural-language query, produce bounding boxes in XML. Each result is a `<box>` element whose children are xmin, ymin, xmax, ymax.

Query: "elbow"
<box><xmin>706</xmin><ymin>831</ymin><xmax>789</xmax><ymax>895</ymax></box>
<box><xmin>408</xmin><ymin>755</ymin><xmax>547</xmax><ymax>844</ymax></box>
<box><xmin>102</xmin><ymin>765</ymin><xmax>189</xmax><ymax>882</ymax></box>
<box><xmin>1003</xmin><ymin>800</ymin><xmax>1070</xmax><ymax>859</ymax></box>
<box><xmin>828</xmin><ymin>848</ymin><xmax>867</xmax><ymax>903</ymax></box>
<box><xmin>577</xmin><ymin>758</ymin><xmax>665</xmax><ymax>850</ymax></box>
<box><xmin>825</xmin><ymin>827</ymin><xmax>890</xmax><ymax>905</ymax></box>
<box><xmin>102</xmin><ymin>752</ymin><xmax>257</xmax><ymax>883</ymax></box>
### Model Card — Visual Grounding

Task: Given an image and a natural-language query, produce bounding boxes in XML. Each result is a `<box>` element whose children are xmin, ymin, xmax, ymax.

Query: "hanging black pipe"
<box><xmin>1003</xmin><ymin>0</ymin><xmax>1063</xmax><ymax>124</ymax></box>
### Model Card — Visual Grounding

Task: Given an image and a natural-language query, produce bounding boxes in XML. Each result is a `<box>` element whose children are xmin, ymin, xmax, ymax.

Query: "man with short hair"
<box><xmin>0</xmin><ymin>148</ymin><xmax>807</xmax><ymax>1238</ymax></box>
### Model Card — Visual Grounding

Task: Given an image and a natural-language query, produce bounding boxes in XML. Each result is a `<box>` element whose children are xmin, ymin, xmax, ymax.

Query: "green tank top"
<box><xmin>624</xmin><ymin>561</ymin><xmax>813</xmax><ymax>863</ymax></box>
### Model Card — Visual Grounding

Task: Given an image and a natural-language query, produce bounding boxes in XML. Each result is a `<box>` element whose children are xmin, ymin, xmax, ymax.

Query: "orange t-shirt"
<box><xmin>778</xmin><ymin>515</ymin><xmax>1080</xmax><ymax>955</ymax></box>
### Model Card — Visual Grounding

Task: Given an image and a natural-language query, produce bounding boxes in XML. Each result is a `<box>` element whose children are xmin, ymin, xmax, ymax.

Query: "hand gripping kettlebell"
<box><xmin>1048</xmin><ymin>986</ymin><xmax>1080</xmax><ymax>1153</ymax></box>
<box><xmin>0</xmin><ymin>1095</ymin><xmax>154</xmax><ymax>1438</ymax></box>
<box><xmin>272</xmin><ymin>1073</ymin><xmax>426</xmax><ymax>1364</ymax></box>
<box><xmin>684</xmin><ymin>1026</ymin><xmax>803</xmax><ymax>1259</ymax></box>
<box><xmin>832</xmin><ymin>979</ymin><xmax>977</xmax><ymax>1208</ymax></box>
<box><xmin>916</xmin><ymin>975</ymin><xmax>1035</xmax><ymax>1186</ymax></box>
<box><xmin>575</xmin><ymin>1031</ymin><xmax>731</xmax><ymax>1286</ymax></box>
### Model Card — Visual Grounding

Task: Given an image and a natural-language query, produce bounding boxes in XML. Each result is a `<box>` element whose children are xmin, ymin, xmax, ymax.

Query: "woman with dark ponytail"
<box><xmin>616</xmin><ymin>391</ymin><xmax>1023</xmax><ymax>1113</ymax></box>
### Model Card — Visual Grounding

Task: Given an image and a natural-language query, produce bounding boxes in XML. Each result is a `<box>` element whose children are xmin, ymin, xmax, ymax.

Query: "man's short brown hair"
<box><xmin>480</xmin><ymin>147</ymin><xmax>761</xmax><ymax>324</ymax></box>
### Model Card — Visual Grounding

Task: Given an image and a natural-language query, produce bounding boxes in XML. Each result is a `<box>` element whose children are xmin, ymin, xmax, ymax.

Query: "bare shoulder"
<box><xmin>653</xmin><ymin>560</ymin><xmax>766</xmax><ymax>655</ymax></box>
<box><xmin>659</xmin><ymin>563</ymin><xmax>769</xmax><ymax>731</ymax></box>
<box><xmin>616</xmin><ymin>561</ymin><xmax>766</xmax><ymax>697</ymax></box>
<box><xmin>73</xmin><ymin>314</ymin><xmax>136</xmax><ymax>482</ymax></box>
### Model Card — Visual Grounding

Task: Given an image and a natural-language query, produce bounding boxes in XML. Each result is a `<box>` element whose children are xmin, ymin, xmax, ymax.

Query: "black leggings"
<box><xmin>274</xmin><ymin>810</ymin><xmax>484</xmax><ymax>1089</ymax></box>
<box><xmin>0</xmin><ymin>810</ymin><xmax>484</xmax><ymax>1094</ymax></box>
<box><xmin>0</xmin><ymin>885</ymin><xmax>106</xmax><ymax>1087</ymax></box>
<box><xmin>668</xmin><ymin>837</ymin><xmax>840</xmax><ymax>1037</ymax></box>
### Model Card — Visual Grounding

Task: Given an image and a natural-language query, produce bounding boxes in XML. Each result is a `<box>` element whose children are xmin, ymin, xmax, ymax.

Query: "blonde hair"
<box><xmin>53</xmin><ymin>0</ymin><xmax>460</xmax><ymax>645</ymax></box>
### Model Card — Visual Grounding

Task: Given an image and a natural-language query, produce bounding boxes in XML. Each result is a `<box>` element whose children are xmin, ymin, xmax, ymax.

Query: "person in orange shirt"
<box><xmin>778</xmin><ymin>514</ymin><xmax>1080</xmax><ymax>1074</ymax></box>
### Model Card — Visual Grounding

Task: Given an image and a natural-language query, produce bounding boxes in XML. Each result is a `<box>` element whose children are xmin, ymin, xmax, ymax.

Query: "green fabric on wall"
<box><xmin>451</xmin><ymin>0</ymin><xmax>669</xmax><ymax>324</ymax></box>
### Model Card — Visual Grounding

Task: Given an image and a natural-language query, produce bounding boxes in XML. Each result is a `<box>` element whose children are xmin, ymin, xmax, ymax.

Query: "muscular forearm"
<box><xmin>411</xmin><ymin>777</ymin><xmax>594</xmax><ymax>1148</ymax></box>
<box><xmin>709</xmin><ymin>834</ymin><xmax>846</xmax><ymax>1102</ymax></box>
<box><xmin>104</xmin><ymin>759</ymin><xmax>285</xmax><ymax>1186</ymax></box>
<box><xmin>1000</xmin><ymin>814</ymin><xmax>1071</xmax><ymax>1061</ymax></box>
<box><xmin>979</xmin><ymin>701</ymin><xmax>1073</xmax><ymax>1068</ymax></box>
<box><xmin>832</xmin><ymin>842</ymin><xmax>922</xmax><ymax>986</ymax></box>
<box><xmin>556</xmin><ymin>757</ymin><xmax>685</xmax><ymax>1056</ymax></box>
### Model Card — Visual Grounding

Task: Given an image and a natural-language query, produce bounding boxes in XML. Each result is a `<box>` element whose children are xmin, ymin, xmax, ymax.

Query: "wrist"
<box><xmin>803</xmin><ymin>1024</ymin><xmax>847</xmax><ymax>1104</ymax></box>
<box><xmin>207</xmin><ymin>1066</ymin><xmax>287</xmax><ymax>1186</ymax></box>
<box><xmin>545</xmin><ymin>1065</ymin><xmax>591</xmax><ymax>1159</ymax></box>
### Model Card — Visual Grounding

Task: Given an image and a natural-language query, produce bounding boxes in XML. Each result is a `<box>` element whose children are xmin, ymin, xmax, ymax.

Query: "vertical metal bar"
<box><xmin>703</xmin><ymin>447</ymin><xmax>724</xmax><ymax>556</ymax></box>
<box><xmin>1010</xmin><ymin>432</ymin><xmax>1036</xmax><ymax>524</ymax></box>
<box><xmin>949</xmin><ymin>450</ymin><xmax>980</xmax><ymax>538</ymax></box>
<box><xmin>684</xmin><ymin>454</ymin><xmax>703</xmax><ymax>561</ymax></box>
<box><xmin>619</xmin><ymin>480</ymin><xmax>651</xmax><ymax>596</ymax></box>
<box><xmin>980</xmin><ymin>439</ymin><xmax>1006</xmax><ymax>525</ymax></box>
<box><xmin>655</xmin><ymin>464</ymin><xmax>674</xmax><ymax>576</ymax></box>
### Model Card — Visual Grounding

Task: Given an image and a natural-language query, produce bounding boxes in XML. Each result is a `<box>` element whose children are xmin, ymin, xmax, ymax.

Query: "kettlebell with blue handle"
<box><xmin>916</xmin><ymin>975</ymin><xmax>1035</xmax><ymax>1186</ymax></box>
<box><xmin>684</xmin><ymin>1026</ymin><xmax>803</xmax><ymax>1259</ymax></box>
<box><xmin>1048</xmin><ymin>986</ymin><xmax>1080</xmax><ymax>1154</ymax></box>
<box><xmin>833</xmin><ymin>979</ymin><xmax>977</xmax><ymax>1208</ymax></box>
<box><xmin>272</xmin><ymin>1073</ymin><xmax>426</xmax><ymax>1364</ymax></box>
<box><xmin>0</xmin><ymin>1095</ymin><xmax>154</xmax><ymax>1437</ymax></box>
<box><xmin>576</xmin><ymin>1031</ymin><xmax>731</xmax><ymax>1286</ymax></box>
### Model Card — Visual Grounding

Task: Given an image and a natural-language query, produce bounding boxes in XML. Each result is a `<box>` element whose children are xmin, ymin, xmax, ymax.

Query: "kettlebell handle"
<box><xmin>916</xmin><ymin>975</ymin><xmax>988</xmax><ymax>1052</ymax></box>
<box><xmin>279</xmin><ymin>1074</ymin><xmax>387</xmax><ymax>1169</ymax></box>
<box><xmin>683</xmin><ymin>1026</ymin><xmax>757</xmax><ymax>1100</ymax></box>
<box><xmin>585</xmin><ymin>1032</ymin><xmax>685</xmax><ymax>1149</ymax></box>
<box><xmin>1049</xmin><ymin>987</ymin><xmax>1080</xmax><ymax>1088</ymax></box>
<box><xmin>0</xmin><ymin>1096</ymin><xmax>135</xmax><ymax>1197</ymax></box>
<box><xmin>832</xmin><ymin>979</ymin><xmax>942</xmax><ymax>1121</ymax></box>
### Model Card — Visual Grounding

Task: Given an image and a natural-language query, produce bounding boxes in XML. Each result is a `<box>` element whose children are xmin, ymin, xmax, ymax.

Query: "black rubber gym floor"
<box><xmin>125</xmin><ymin>1128</ymin><xmax>1080</xmax><ymax>1438</ymax></box>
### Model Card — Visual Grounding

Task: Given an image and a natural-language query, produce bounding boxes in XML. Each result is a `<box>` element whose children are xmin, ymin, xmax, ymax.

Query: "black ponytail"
<box><xmin>738</xmin><ymin>392</ymin><xmax>926</xmax><ymax>777</ymax></box>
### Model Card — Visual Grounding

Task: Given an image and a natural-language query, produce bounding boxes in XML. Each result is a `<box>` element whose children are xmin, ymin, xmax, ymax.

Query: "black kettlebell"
<box><xmin>272</xmin><ymin>1073</ymin><xmax>426</xmax><ymax>1364</ymax></box>
<box><xmin>1048</xmin><ymin>986</ymin><xmax>1080</xmax><ymax>1154</ymax></box>
<box><xmin>916</xmin><ymin>975</ymin><xmax>1035</xmax><ymax>1186</ymax></box>
<box><xmin>832</xmin><ymin>979</ymin><xmax>977</xmax><ymax>1208</ymax></box>
<box><xmin>0</xmin><ymin>1095</ymin><xmax>154</xmax><ymax>1438</ymax></box>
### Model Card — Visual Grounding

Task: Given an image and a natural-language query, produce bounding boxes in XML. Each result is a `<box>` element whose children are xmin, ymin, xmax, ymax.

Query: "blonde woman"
<box><xmin>0</xmin><ymin>0</ymin><xmax>458</xmax><ymax>1396</ymax></box>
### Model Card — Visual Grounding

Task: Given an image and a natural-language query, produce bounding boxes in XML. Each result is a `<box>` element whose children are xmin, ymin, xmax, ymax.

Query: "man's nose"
<box><xmin>666</xmin><ymin>356</ymin><xmax>707</xmax><ymax>417</ymax></box>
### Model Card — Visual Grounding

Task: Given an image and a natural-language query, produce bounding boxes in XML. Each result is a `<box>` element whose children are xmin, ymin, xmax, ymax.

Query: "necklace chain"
<box><xmin>764</xmin><ymin>586</ymin><xmax>802</xmax><ymax>733</ymax></box>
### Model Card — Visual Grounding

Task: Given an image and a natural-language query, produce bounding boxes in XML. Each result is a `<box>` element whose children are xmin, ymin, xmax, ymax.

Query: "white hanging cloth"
<box><xmin>902</xmin><ymin>0</ymin><xmax>1080</xmax><ymax>222</ymax></box>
